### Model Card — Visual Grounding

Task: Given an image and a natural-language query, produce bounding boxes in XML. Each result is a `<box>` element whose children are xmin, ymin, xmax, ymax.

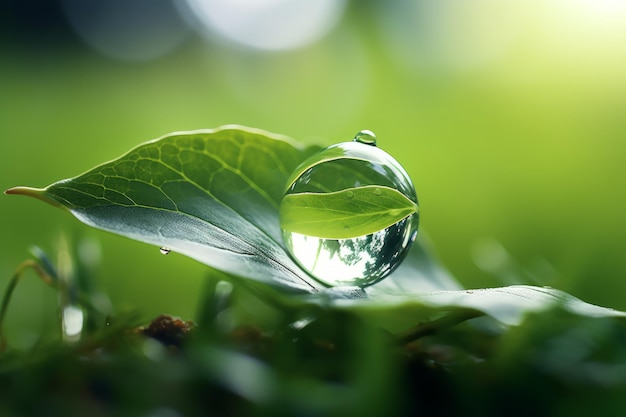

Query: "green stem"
<box><xmin>396</xmin><ymin>309</ymin><xmax>485</xmax><ymax>344</ymax></box>
<box><xmin>0</xmin><ymin>260</ymin><xmax>54</xmax><ymax>352</ymax></box>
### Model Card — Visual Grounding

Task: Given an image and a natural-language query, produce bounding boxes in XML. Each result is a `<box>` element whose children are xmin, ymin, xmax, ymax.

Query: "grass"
<box><xmin>2</xmin><ymin>246</ymin><xmax>626</xmax><ymax>417</ymax></box>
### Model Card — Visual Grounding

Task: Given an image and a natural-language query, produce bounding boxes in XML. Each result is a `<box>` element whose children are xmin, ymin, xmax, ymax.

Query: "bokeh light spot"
<box><xmin>181</xmin><ymin>0</ymin><xmax>347</xmax><ymax>51</ymax></box>
<box><xmin>61</xmin><ymin>0</ymin><xmax>190</xmax><ymax>62</ymax></box>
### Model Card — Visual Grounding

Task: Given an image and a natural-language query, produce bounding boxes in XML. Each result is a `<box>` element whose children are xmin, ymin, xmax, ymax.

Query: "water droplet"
<box><xmin>279</xmin><ymin>138</ymin><xmax>419</xmax><ymax>287</ymax></box>
<box><xmin>353</xmin><ymin>129</ymin><xmax>377</xmax><ymax>146</ymax></box>
<box><xmin>160</xmin><ymin>247</ymin><xmax>171</xmax><ymax>255</ymax></box>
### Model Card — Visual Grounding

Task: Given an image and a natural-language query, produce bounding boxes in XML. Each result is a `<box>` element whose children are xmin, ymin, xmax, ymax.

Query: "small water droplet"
<box><xmin>160</xmin><ymin>247</ymin><xmax>171</xmax><ymax>255</ymax></box>
<box><xmin>353</xmin><ymin>130</ymin><xmax>377</xmax><ymax>146</ymax></box>
<box><xmin>346</xmin><ymin>190</ymin><xmax>354</xmax><ymax>198</ymax></box>
<box><xmin>374</xmin><ymin>188</ymin><xmax>381</xmax><ymax>196</ymax></box>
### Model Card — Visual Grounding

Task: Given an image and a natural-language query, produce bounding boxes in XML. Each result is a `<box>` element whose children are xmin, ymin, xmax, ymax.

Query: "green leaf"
<box><xmin>7</xmin><ymin>125</ymin><xmax>626</xmax><ymax>330</ymax></box>
<box><xmin>279</xmin><ymin>185</ymin><xmax>418</xmax><ymax>239</ymax></box>
<box><xmin>7</xmin><ymin>126</ymin><xmax>324</xmax><ymax>293</ymax></box>
<box><xmin>350</xmin><ymin>285</ymin><xmax>626</xmax><ymax>328</ymax></box>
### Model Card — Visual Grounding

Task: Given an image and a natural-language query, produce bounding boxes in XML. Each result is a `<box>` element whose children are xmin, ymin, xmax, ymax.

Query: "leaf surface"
<box><xmin>300</xmin><ymin>278</ymin><xmax>626</xmax><ymax>331</ymax></box>
<box><xmin>7</xmin><ymin>126</ymin><xmax>324</xmax><ymax>293</ymax></box>
<box><xmin>362</xmin><ymin>284</ymin><xmax>626</xmax><ymax>327</ymax></box>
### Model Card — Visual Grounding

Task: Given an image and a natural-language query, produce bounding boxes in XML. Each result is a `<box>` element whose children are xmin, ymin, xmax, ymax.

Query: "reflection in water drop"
<box><xmin>160</xmin><ymin>247</ymin><xmax>171</xmax><ymax>255</ymax></box>
<box><xmin>283</xmin><ymin>214</ymin><xmax>417</xmax><ymax>287</ymax></box>
<box><xmin>280</xmin><ymin>134</ymin><xmax>418</xmax><ymax>287</ymax></box>
<box><xmin>353</xmin><ymin>130</ymin><xmax>377</xmax><ymax>146</ymax></box>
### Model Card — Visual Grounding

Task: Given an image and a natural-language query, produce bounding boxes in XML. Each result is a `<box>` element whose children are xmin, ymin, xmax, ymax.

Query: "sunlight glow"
<box><xmin>547</xmin><ymin>0</ymin><xmax>626</xmax><ymax>29</ymax></box>
<box><xmin>574</xmin><ymin>0</ymin><xmax>626</xmax><ymax>14</ymax></box>
<box><xmin>536</xmin><ymin>0</ymin><xmax>626</xmax><ymax>72</ymax></box>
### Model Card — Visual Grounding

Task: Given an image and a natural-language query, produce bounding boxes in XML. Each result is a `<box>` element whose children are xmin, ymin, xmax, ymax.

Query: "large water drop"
<box><xmin>279</xmin><ymin>131</ymin><xmax>419</xmax><ymax>287</ymax></box>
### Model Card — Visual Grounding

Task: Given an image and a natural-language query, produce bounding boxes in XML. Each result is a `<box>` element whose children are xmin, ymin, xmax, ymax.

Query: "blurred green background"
<box><xmin>2</xmin><ymin>0</ymin><xmax>626</xmax><ymax>345</ymax></box>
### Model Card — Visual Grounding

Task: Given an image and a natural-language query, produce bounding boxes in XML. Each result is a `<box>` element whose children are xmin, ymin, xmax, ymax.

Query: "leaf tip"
<box><xmin>5</xmin><ymin>186</ymin><xmax>38</xmax><ymax>196</ymax></box>
<box><xmin>5</xmin><ymin>186</ymin><xmax>62</xmax><ymax>208</ymax></box>
<box><xmin>4</xmin><ymin>186</ymin><xmax>44</xmax><ymax>197</ymax></box>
